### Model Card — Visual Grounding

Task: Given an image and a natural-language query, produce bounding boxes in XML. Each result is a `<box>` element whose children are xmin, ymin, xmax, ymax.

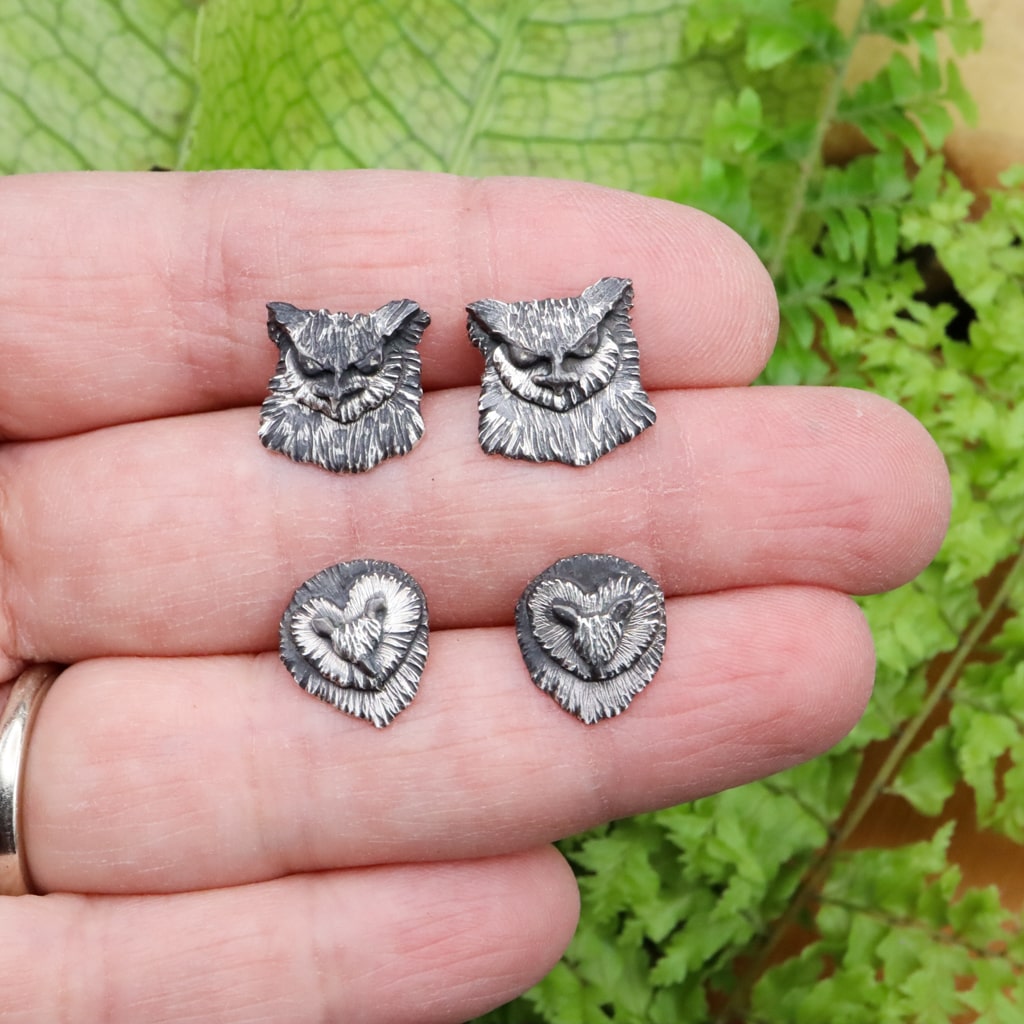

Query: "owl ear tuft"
<box><xmin>582</xmin><ymin>276</ymin><xmax>633</xmax><ymax>316</ymax></box>
<box><xmin>266</xmin><ymin>302</ymin><xmax>307</xmax><ymax>349</ymax></box>
<box><xmin>371</xmin><ymin>299</ymin><xmax>429</xmax><ymax>341</ymax></box>
<box><xmin>466</xmin><ymin>298</ymin><xmax>512</xmax><ymax>337</ymax></box>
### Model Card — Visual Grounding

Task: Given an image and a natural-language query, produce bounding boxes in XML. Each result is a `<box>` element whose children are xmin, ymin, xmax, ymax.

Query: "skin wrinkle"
<box><xmin>558</xmin><ymin>176</ymin><xmax>778</xmax><ymax>382</ymax></box>
<box><xmin>455</xmin><ymin>176</ymin><xmax>500</xmax><ymax>335</ymax></box>
<box><xmin>371</xmin><ymin>852</ymin><xmax>576</xmax><ymax>1015</ymax></box>
<box><xmin>0</xmin><ymin>452</ymin><xmax>27</xmax><ymax>675</ymax></box>
<box><xmin>238</xmin><ymin>659</ymin><xmax>283</xmax><ymax>881</ymax></box>
<box><xmin>634</xmin><ymin>388</ymin><xmax>695</xmax><ymax>590</ymax></box>
<box><xmin>53</xmin><ymin>895</ymin><xmax>79</xmax><ymax>1024</ymax></box>
<box><xmin>77</xmin><ymin>894</ymin><xmax>119</xmax><ymax>1024</ymax></box>
<box><xmin>303</xmin><ymin>878</ymin><xmax>335</xmax><ymax>1024</ymax></box>
<box><xmin>166</xmin><ymin>175</ymin><xmax>243</xmax><ymax>410</ymax></box>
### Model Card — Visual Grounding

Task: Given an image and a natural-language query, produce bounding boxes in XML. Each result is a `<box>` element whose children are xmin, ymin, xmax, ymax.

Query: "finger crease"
<box><xmin>0</xmin><ymin>447</ymin><xmax>29</xmax><ymax>675</ymax></box>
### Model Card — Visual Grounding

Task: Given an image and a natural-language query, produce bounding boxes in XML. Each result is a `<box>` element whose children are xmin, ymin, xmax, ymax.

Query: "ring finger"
<box><xmin>23</xmin><ymin>584</ymin><xmax>873</xmax><ymax>895</ymax></box>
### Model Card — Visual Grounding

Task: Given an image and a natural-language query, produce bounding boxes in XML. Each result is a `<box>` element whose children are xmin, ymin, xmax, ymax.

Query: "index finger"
<box><xmin>0</xmin><ymin>170</ymin><xmax>777</xmax><ymax>441</ymax></box>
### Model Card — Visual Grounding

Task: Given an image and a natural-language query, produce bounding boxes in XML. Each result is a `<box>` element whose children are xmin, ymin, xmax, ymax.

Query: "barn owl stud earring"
<box><xmin>516</xmin><ymin>553</ymin><xmax>667</xmax><ymax>723</ymax></box>
<box><xmin>466</xmin><ymin>277</ymin><xmax>656</xmax><ymax>466</ymax></box>
<box><xmin>279</xmin><ymin>560</ymin><xmax>429</xmax><ymax>727</ymax></box>
<box><xmin>259</xmin><ymin>300</ymin><xmax>430</xmax><ymax>473</ymax></box>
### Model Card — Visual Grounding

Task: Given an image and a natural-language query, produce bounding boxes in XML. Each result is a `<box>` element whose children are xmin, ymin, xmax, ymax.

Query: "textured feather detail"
<box><xmin>468</xmin><ymin>277</ymin><xmax>655</xmax><ymax>466</ymax></box>
<box><xmin>476</xmin><ymin>343</ymin><xmax>655</xmax><ymax>466</ymax></box>
<box><xmin>259</xmin><ymin>302</ymin><xmax>428</xmax><ymax>474</ymax></box>
<box><xmin>281</xmin><ymin>562</ymin><xmax>429</xmax><ymax>728</ymax></box>
<box><xmin>259</xmin><ymin>356</ymin><xmax>424</xmax><ymax>473</ymax></box>
<box><xmin>516</xmin><ymin>554</ymin><xmax>666</xmax><ymax>725</ymax></box>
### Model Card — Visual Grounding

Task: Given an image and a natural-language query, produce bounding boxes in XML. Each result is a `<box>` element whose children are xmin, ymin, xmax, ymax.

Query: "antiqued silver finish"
<box><xmin>516</xmin><ymin>554</ymin><xmax>666</xmax><ymax>724</ymax></box>
<box><xmin>467</xmin><ymin>277</ymin><xmax>656</xmax><ymax>466</ymax></box>
<box><xmin>259</xmin><ymin>300</ymin><xmax>430</xmax><ymax>473</ymax></box>
<box><xmin>280</xmin><ymin>560</ymin><xmax>429</xmax><ymax>727</ymax></box>
<box><xmin>1</xmin><ymin>663</ymin><xmax>61</xmax><ymax>895</ymax></box>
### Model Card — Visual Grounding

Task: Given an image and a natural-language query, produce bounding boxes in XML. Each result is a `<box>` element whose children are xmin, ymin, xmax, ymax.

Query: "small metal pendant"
<box><xmin>259</xmin><ymin>300</ymin><xmax>430</xmax><ymax>473</ymax></box>
<box><xmin>279</xmin><ymin>560</ymin><xmax>429</xmax><ymax>727</ymax></box>
<box><xmin>516</xmin><ymin>553</ymin><xmax>667</xmax><ymax>724</ymax></box>
<box><xmin>467</xmin><ymin>277</ymin><xmax>656</xmax><ymax>466</ymax></box>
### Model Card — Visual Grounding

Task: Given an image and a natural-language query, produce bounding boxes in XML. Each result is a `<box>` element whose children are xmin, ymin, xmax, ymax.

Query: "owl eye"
<box><xmin>354</xmin><ymin>349</ymin><xmax>384</xmax><ymax>374</ymax></box>
<box><xmin>311</xmin><ymin>614</ymin><xmax>336</xmax><ymax>638</ymax></box>
<box><xmin>551</xmin><ymin>602</ymin><xmax>581</xmax><ymax>628</ymax></box>
<box><xmin>296</xmin><ymin>353</ymin><xmax>328</xmax><ymax>376</ymax></box>
<box><xmin>567</xmin><ymin>329</ymin><xmax>600</xmax><ymax>360</ymax></box>
<box><xmin>504</xmin><ymin>343</ymin><xmax>539</xmax><ymax>369</ymax></box>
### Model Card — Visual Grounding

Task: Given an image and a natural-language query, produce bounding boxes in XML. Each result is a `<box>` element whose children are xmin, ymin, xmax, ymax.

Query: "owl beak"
<box><xmin>536</xmin><ymin>356</ymin><xmax>577</xmax><ymax>394</ymax></box>
<box><xmin>355</xmin><ymin>653</ymin><xmax>382</xmax><ymax>679</ymax></box>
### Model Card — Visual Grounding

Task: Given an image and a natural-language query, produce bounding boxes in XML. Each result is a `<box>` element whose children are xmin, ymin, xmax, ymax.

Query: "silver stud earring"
<box><xmin>516</xmin><ymin>553</ymin><xmax>667</xmax><ymax>723</ymax></box>
<box><xmin>279</xmin><ymin>560</ymin><xmax>429</xmax><ymax>727</ymax></box>
<box><xmin>467</xmin><ymin>277</ymin><xmax>656</xmax><ymax>467</ymax></box>
<box><xmin>259</xmin><ymin>300</ymin><xmax>430</xmax><ymax>473</ymax></box>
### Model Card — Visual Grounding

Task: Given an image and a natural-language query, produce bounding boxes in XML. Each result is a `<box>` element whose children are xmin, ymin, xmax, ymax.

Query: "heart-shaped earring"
<box><xmin>279</xmin><ymin>559</ymin><xmax>429</xmax><ymax>727</ymax></box>
<box><xmin>515</xmin><ymin>553</ymin><xmax>666</xmax><ymax>723</ymax></box>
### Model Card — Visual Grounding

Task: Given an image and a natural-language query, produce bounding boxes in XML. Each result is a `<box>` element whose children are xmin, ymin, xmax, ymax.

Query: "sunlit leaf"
<box><xmin>0</xmin><ymin>0</ymin><xmax>197</xmax><ymax>173</ymax></box>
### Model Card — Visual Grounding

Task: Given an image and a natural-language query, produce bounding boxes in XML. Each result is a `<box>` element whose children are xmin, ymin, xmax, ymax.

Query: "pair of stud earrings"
<box><xmin>279</xmin><ymin>553</ymin><xmax>667</xmax><ymax>728</ymax></box>
<box><xmin>257</xmin><ymin>276</ymin><xmax>656</xmax><ymax>472</ymax></box>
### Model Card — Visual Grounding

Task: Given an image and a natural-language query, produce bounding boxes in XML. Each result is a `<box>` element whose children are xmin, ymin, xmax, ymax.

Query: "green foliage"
<box><xmin>4</xmin><ymin>1</ymin><xmax>1024</xmax><ymax>1021</ymax></box>
<box><xmin>185</xmin><ymin>0</ymin><xmax>722</xmax><ymax>185</ymax></box>
<box><xmin>754</xmin><ymin>827</ymin><xmax>1022</xmax><ymax>1024</ymax></box>
<box><xmin>0</xmin><ymin>0</ymin><xmax>197</xmax><ymax>173</ymax></box>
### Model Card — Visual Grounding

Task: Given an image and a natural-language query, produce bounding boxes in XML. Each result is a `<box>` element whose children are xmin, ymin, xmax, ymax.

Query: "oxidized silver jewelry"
<box><xmin>1</xmin><ymin>663</ymin><xmax>62</xmax><ymax>895</ymax></box>
<box><xmin>516</xmin><ymin>554</ymin><xmax>666</xmax><ymax>724</ymax></box>
<box><xmin>259</xmin><ymin>300</ymin><xmax>430</xmax><ymax>473</ymax></box>
<box><xmin>467</xmin><ymin>277</ymin><xmax>656</xmax><ymax>466</ymax></box>
<box><xmin>279</xmin><ymin>560</ymin><xmax>428</xmax><ymax>727</ymax></box>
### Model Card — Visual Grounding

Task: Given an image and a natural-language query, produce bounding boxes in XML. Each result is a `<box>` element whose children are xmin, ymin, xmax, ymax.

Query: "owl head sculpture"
<box><xmin>280</xmin><ymin>560</ymin><xmax>429</xmax><ymax>728</ymax></box>
<box><xmin>467</xmin><ymin>277</ymin><xmax>656</xmax><ymax>466</ymax></box>
<box><xmin>516</xmin><ymin>553</ymin><xmax>667</xmax><ymax>724</ymax></box>
<box><xmin>259</xmin><ymin>299</ymin><xmax>430</xmax><ymax>473</ymax></box>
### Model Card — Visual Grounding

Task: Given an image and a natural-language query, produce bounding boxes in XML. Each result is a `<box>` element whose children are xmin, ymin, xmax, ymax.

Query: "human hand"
<box><xmin>0</xmin><ymin>171</ymin><xmax>949</xmax><ymax>1022</ymax></box>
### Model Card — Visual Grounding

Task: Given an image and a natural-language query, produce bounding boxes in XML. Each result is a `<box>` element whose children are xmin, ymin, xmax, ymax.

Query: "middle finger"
<box><xmin>0</xmin><ymin>385</ymin><xmax>945</xmax><ymax>665</ymax></box>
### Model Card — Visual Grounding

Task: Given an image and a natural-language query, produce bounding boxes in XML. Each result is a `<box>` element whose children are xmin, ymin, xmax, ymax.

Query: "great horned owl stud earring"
<box><xmin>279</xmin><ymin>559</ymin><xmax>429</xmax><ymax>728</ymax></box>
<box><xmin>259</xmin><ymin>300</ymin><xmax>430</xmax><ymax>473</ymax></box>
<box><xmin>516</xmin><ymin>553</ymin><xmax>667</xmax><ymax>724</ymax></box>
<box><xmin>466</xmin><ymin>277</ymin><xmax>656</xmax><ymax>467</ymax></box>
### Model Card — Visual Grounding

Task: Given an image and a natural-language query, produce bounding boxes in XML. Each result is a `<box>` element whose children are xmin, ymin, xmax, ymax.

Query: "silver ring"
<box><xmin>0</xmin><ymin>663</ymin><xmax>61</xmax><ymax>896</ymax></box>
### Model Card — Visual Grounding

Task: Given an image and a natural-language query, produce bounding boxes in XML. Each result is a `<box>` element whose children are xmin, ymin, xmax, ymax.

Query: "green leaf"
<box><xmin>892</xmin><ymin>725</ymin><xmax>958</xmax><ymax>815</ymax></box>
<box><xmin>746</xmin><ymin>22</ymin><xmax>808</xmax><ymax>70</ymax></box>
<box><xmin>0</xmin><ymin>0</ymin><xmax>198</xmax><ymax>173</ymax></box>
<box><xmin>184</xmin><ymin>0</ymin><xmax>736</xmax><ymax>190</ymax></box>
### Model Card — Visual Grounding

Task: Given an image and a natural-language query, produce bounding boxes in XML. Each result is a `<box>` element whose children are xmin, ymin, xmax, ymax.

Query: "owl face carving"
<box><xmin>467</xmin><ymin>277</ymin><xmax>656</xmax><ymax>466</ymax></box>
<box><xmin>516</xmin><ymin>554</ymin><xmax>667</xmax><ymax>724</ymax></box>
<box><xmin>279</xmin><ymin>560</ymin><xmax>429</xmax><ymax>727</ymax></box>
<box><xmin>259</xmin><ymin>300</ymin><xmax>430</xmax><ymax>473</ymax></box>
<box><xmin>549</xmin><ymin>592</ymin><xmax>635</xmax><ymax>680</ymax></box>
